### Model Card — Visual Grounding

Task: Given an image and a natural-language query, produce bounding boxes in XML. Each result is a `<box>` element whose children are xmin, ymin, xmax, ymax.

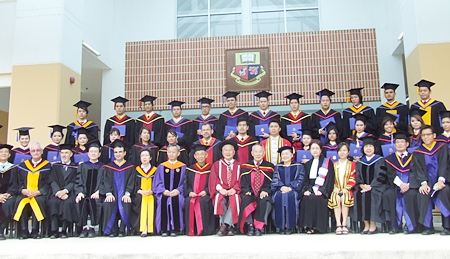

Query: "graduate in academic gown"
<box><xmin>382</xmin><ymin>132</ymin><xmax>419</xmax><ymax>234</ymax></box>
<box><xmin>165</xmin><ymin>100</ymin><xmax>195</xmax><ymax>150</ymax></box>
<box><xmin>101</xmin><ymin>140</ymin><xmax>135</xmax><ymax>237</ymax></box>
<box><xmin>0</xmin><ymin>144</ymin><xmax>17</xmax><ymax>240</ymax></box>
<box><xmin>410</xmin><ymin>79</ymin><xmax>447</xmax><ymax>134</ymax></box>
<box><xmin>48</xmin><ymin>144</ymin><xmax>79</xmax><ymax>238</ymax></box>
<box><xmin>100</xmin><ymin>128</ymin><xmax>121</xmax><ymax>165</ymax></box>
<box><xmin>328</xmin><ymin>143</ymin><xmax>356</xmax><ymax>235</ymax></box>
<box><xmin>192</xmin><ymin>97</ymin><xmax>219</xmax><ymax>140</ymax></box>
<box><xmin>345</xmin><ymin>114</ymin><xmax>374</xmax><ymax>160</ymax></box>
<box><xmin>74</xmin><ymin>140</ymin><xmax>104</xmax><ymax>238</ymax></box>
<box><xmin>248</xmin><ymin>91</ymin><xmax>280</xmax><ymax>140</ymax></box>
<box><xmin>65</xmin><ymin>101</ymin><xmax>99</xmax><ymax>145</ymax></box>
<box><xmin>132</xmin><ymin>148</ymin><xmax>157</xmax><ymax>237</ymax></box>
<box><xmin>299</xmin><ymin>140</ymin><xmax>335</xmax><ymax>234</ymax></box>
<box><xmin>408</xmin><ymin>108</ymin><xmax>426</xmax><ymax>149</ymax></box>
<box><xmin>376</xmin><ymin>83</ymin><xmax>409</xmax><ymax>134</ymax></box>
<box><xmin>43</xmin><ymin>125</ymin><xmax>66</xmax><ymax>163</ymax></box>
<box><xmin>409</xmin><ymin>125</ymin><xmax>450</xmax><ymax>235</ymax></box>
<box><xmin>134</xmin><ymin>95</ymin><xmax>165</xmax><ymax>147</ymax></box>
<box><xmin>153</xmin><ymin>144</ymin><xmax>186</xmax><ymax>236</ymax></box>
<box><xmin>209</xmin><ymin>140</ymin><xmax>242</xmax><ymax>236</ymax></box>
<box><xmin>312</xmin><ymin>89</ymin><xmax>343</xmax><ymax>143</ymax></box>
<box><xmin>353</xmin><ymin>136</ymin><xmax>387</xmax><ymax>234</ymax></box>
<box><xmin>342</xmin><ymin>88</ymin><xmax>377</xmax><ymax>140</ymax></box>
<box><xmin>216</xmin><ymin>91</ymin><xmax>249</xmax><ymax>141</ymax></box>
<box><xmin>281</xmin><ymin>93</ymin><xmax>312</xmax><ymax>150</ymax></box>
<box><xmin>435</xmin><ymin>110</ymin><xmax>450</xmax><ymax>148</ymax></box>
<box><xmin>321</xmin><ymin>122</ymin><xmax>340</xmax><ymax>162</ymax></box>
<box><xmin>156</xmin><ymin>130</ymin><xmax>189</xmax><ymax>165</ymax></box>
<box><xmin>231</xmin><ymin>117</ymin><xmax>258</xmax><ymax>163</ymax></box>
<box><xmin>184</xmin><ymin>145</ymin><xmax>215</xmax><ymax>236</ymax></box>
<box><xmin>238</xmin><ymin>144</ymin><xmax>274</xmax><ymax>236</ymax></box>
<box><xmin>260</xmin><ymin>120</ymin><xmax>292</xmax><ymax>165</ymax></box>
<box><xmin>189</xmin><ymin>123</ymin><xmax>221</xmax><ymax>165</ymax></box>
<box><xmin>9</xmin><ymin>127</ymin><xmax>33</xmax><ymax>165</ymax></box>
<box><xmin>129</xmin><ymin>127</ymin><xmax>158</xmax><ymax>166</ymax></box>
<box><xmin>72</xmin><ymin>128</ymin><xmax>90</xmax><ymax>163</ymax></box>
<box><xmin>103</xmin><ymin>96</ymin><xmax>136</xmax><ymax>145</ymax></box>
<box><xmin>376</xmin><ymin>114</ymin><xmax>398</xmax><ymax>156</ymax></box>
<box><xmin>271</xmin><ymin>146</ymin><xmax>305</xmax><ymax>234</ymax></box>
<box><xmin>13</xmin><ymin>142</ymin><xmax>51</xmax><ymax>239</ymax></box>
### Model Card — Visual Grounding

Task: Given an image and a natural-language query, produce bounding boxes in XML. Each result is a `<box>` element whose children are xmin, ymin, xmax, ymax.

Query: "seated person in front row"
<box><xmin>409</xmin><ymin>125</ymin><xmax>450</xmax><ymax>235</ymax></box>
<box><xmin>101</xmin><ymin>140</ymin><xmax>135</xmax><ymax>237</ymax></box>
<box><xmin>48</xmin><ymin>144</ymin><xmax>78</xmax><ymax>239</ymax></box>
<box><xmin>209</xmin><ymin>140</ymin><xmax>242</xmax><ymax>236</ymax></box>
<box><xmin>12</xmin><ymin>142</ymin><xmax>51</xmax><ymax>239</ymax></box>
<box><xmin>184</xmin><ymin>145</ymin><xmax>215</xmax><ymax>236</ymax></box>
<box><xmin>271</xmin><ymin>146</ymin><xmax>305</xmax><ymax>234</ymax></box>
<box><xmin>260</xmin><ymin>120</ymin><xmax>291</xmax><ymax>166</ymax></box>
<box><xmin>154</xmin><ymin>144</ymin><xmax>186</xmax><ymax>237</ymax></box>
<box><xmin>0</xmin><ymin>144</ymin><xmax>17</xmax><ymax>240</ymax></box>
<box><xmin>238</xmin><ymin>144</ymin><xmax>274</xmax><ymax>236</ymax></box>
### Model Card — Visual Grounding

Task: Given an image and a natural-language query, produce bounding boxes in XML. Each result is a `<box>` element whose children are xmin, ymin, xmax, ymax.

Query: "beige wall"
<box><xmin>7</xmin><ymin>63</ymin><xmax>81</xmax><ymax>146</ymax></box>
<box><xmin>406</xmin><ymin>43</ymin><xmax>450</xmax><ymax>106</ymax></box>
<box><xmin>0</xmin><ymin>110</ymin><xmax>8</xmax><ymax>143</ymax></box>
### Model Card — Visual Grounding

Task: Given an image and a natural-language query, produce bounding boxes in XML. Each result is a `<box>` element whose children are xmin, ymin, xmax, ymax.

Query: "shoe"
<box><xmin>422</xmin><ymin>228</ymin><xmax>435</xmax><ymax>235</ymax></box>
<box><xmin>285</xmin><ymin>229</ymin><xmax>293</xmax><ymax>235</ymax></box>
<box><xmin>247</xmin><ymin>224</ymin><xmax>255</xmax><ymax>236</ymax></box>
<box><xmin>50</xmin><ymin>234</ymin><xmax>58</xmax><ymax>239</ymax></box>
<box><xmin>109</xmin><ymin>233</ymin><xmax>117</xmax><ymax>237</ymax></box>
<box><xmin>0</xmin><ymin>234</ymin><xmax>6</xmax><ymax>240</ymax></box>
<box><xmin>441</xmin><ymin>228</ymin><xmax>450</xmax><ymax>235</ymax></box>
<box><xmin>79</xmin><ymin>230</ymin><xmax>88</xmax><ymax>238</ymax></box>
<box><xmin>60</xmin><ymin>233</ymin><xmax>68</xmax><ymax>239</ymax></box>
<box><xmin>368</xmin><ymin>228</ymin><xmax>378</xmax><ymax>235</ymax></box>
<box><xmin>388</xmin><ymin>228</ymin><xmax>397</xmax><ymax>235</ymax></box>
<box><xmin>32</xmin><ymin>233</ymin><xmax>41</xmax><ymax>239</ymax></box>
<box><xmin>88</xmin><ymin>228</ymin><xmax>96</xmax><ymax>238</ymax></box>
<box><xmin>335</xmin><ymin>226</ymin><xmax>343</xmax><ymax>235</ymax></box>
<box><xmin>255</xmin><ymin>229</ymin><xmax>262</xmax><ymax>236</ymax></box>
<box><xmin>404</xmin><ymin>229</ymin><xmax>414</xmax><ymax>234</ymax></box>
<box><xmin>360</xmin><ymin>230</ymin><xmax>369</xmax><ymax>235</ymax></box>
<box><xmin>227</xmin><ymin>226</ymin><xmax>235</xmax><ymax>236</ymax></box>
<box><xmin>19</xmin><ymin>234</ymin><xmax>28</xmax><ymax>240</ymax></box>
<box><xmin>118</xmin><ymin>232</ymin><xmax>125</xmax><ymax>237</ymax></box>
<box><xmin>141</xmin><ymin>232</ymin><xmax>148</xmax><ymax>238</ymax></box>
<box><xmin>170</xmin><ymin>232</ymin><xmax>177</xmax><ymax>237</ymax></box>
<box><xmin>217</xmin><ymin>225</ymin><xmax>228</xmax><ymax>236</ymax></box>
<box><xmin>161</xmin><ymin>232</ymin><xmax>169</xmax><ymax>237</ymax></box>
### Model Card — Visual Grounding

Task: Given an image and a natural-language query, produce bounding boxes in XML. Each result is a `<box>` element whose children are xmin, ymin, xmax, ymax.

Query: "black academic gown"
<box><xmin>411</xmin><ymin>99</ymin><xmax>447</xmax><ymax>134</ymax></box>
<box><xmin>8</xmin><ymin>147</ymin><xmax>31</xmax><ymax>165</ymax></box>
<box><xmin>100</xmin><ymin>144</ymin><xmax>130</xmax><ymax>165</ymax></box>
<box><xmin>238</xmin><ymin>160</ymin><xmax>274</xmax><ymax>234</ymax></box>
<box><xmin>342</xmin><ymin>105</ymin><xmax>377</xmax><ymax>140</ymax></box>
<box><xmin>101</xmin><ymin>161</ymin><xmax>135</xmax><ymax>235</ymax></box>
<box><xmin>184</xmin><ymin>163</ymin><xmax>215</xmax><ymax>236</ymax></box>
<box><xmin>436</xmin><ymin>133</ymin><xmax>450</xmax><ymax>148</ymax></box>
<box><xmin>354</xmin><ymin>155</ymin><xmax>387</xmax><ymax>223</ymax></box>
<box><xmin>48</xmin><ymin>162</ymin><xmax>79</xmax><ymax>223</ymax></box>
<box><xmin>134</xmin><ymin>113</ymin><xmax>165</xmax><ymax>147</ymax></box>
<box><xmin>410</xmin><ymin>143</ymin><xmax>450</xmax><ymax>229</ymax></box>
<box><xmin>376</xmin><ymin>102</ymin><xmax>409</xmax><ymax>134</ymax></box>
<box><xmin>156</xmin><ymin>146</ymin><xmax>189</xmax><ymax>166</ymax></box>
<box><xmin>216</xmin><ymin>109</ymin><xmax>249</xmax><ymax>140</ymax></box>
<box><xmin>311</xmin><ymin>109</ymin><xmax>343</xmax><ymax>141</ymax></box>
<box><xmin>0</xmin><ymin>163</ymin><xmax>17</xmax><ymax>224</ymax></box>
<box><xmin>165</xmin><ymin>117</ymin><xmax>195</xmax><ymax>151</ymax></box>
<box><xmin>65</xmin><ymin>121</ymin><xmax>99</xmax><ymax>145</ymax></box>
<box><xmin>129</xmin><ymin>143</ymin><xmax>158</xmax><ymax>167</ymax></box>
<box><xmin>75</xmin><ymin>161</ymin><xmax>104</xmax><ymax>227</ymax></box>
<box><xmin>192</xmin><ymin>115</ymin><xmax>219</xmax><ymax>139</ymax></box>
<box><xmin>248</xmin><ymin>110</ymin><xmax>280</xmax><ymax>138</ymax></box>
<box><xmin>299</xmin><ymin>157</ymin><xmax>335</xmax><ymax>233</ymax></box>
<box><xmin>383</xmin><ymin>152</ymin><xmax>418</xmax><ymax>232</ymax></box>
<box><xmin>103</xmin><ymin>115</ymin><xmax>136</xmax><ymax>145</ymax></box>
<box><xmin>280</xmin><ymin>111</ymin><xmax>312</xmax><ymax>150</ymax></box>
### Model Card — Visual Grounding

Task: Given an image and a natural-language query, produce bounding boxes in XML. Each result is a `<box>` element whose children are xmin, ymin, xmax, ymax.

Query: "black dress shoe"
<box><xmin>217</xmin><ymin>225</ymin><xmax>228</xmax><ymax>236</ymax></box>
<box><xmin>368</xmin><ymin>228</ymin><xmax>378</xmax><ymax>235</ymax></box>
<box><xmin>285</xmin><ymin>229</ymin><xmax>293</xmax><ymax>235</ymax></box>
<box><xmin>247</xmin><ymin>224</ymin><xmax>255</xmax><ymax>236</ymax></box>
<box><xmin>32</xmin><ymin>233</ymin><xmax>41</xmax><ymax>239</ymax></box>
<box><xmin>109</xmin><ymin>233</ymin><xmax>117</xmax><ymax>237</ymax></box>
<box><xmin>227</xmin><ymin>226</ymin><xmax>235</xmax><ymax>236</ymax></box>
<box><xmin>79</xmin><ymin>230</ymin><xmax>88</xmax><ymax>238</ymax></box>
<box><xmin>388</xmin><ymin>228</ymin><xmax>397</xmax><ymax>235</ymax></box>
<box><xmin>0</xmin><ymin>234</ymin><xmax>6</xmax><ymax>240</ymax></box>
<box><xmin>422</xmin><ymin>228</ymin><xmax>435</xmax><ymax>235</ymax></box>
<box><xmin>255</xmin><ymin>229</ymin><xmax>262</xmax><ymax>236</ymax></box>
<box><xmin>88</xmin><ymin>228</ymin><xmax>96</xmax><ymax>238</ymax></box>
<box><xmin>170</xmin><ymin>232</ymin><xmax>177</xmax><ymax>237</ymax></box>
<box><xmin>360</xmin><ymin>230</ymin><xmax>369</xmax><ymax>235</ymax></box>
<box><xmin>60</xmin><ymin>233</ymin><xmax>68</xmax><ymax>239</ymax></box>
<box><xmin>19</xmin><ymin>234</ymin><xmax>28</xmax><ymax>240</ymax></box>
<box><xmin>118</xmin><ymin>232</ymin><xmax>125</xmax><ymax>237</ymax></box>
<box><xmin>50</xmin><ymin>234</ymin><xmax>58</xmax><ymax>239</ymax></box>
<box><xmin>161</xmin><ymin>232</ymin><xmax>169</xmax><ymax>237</ymax></box>
<box><xmin>441</xmin><ymin>228</ymin><xmax>450</xmax><ymax>235</ymax></box>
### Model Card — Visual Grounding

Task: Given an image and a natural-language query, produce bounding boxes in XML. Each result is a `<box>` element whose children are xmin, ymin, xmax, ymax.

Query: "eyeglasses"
<box><xmin>30</xmin><ymin>149</ymin><xmax>42</xmax><ymax>153</ymax></box>
<box><xmin>421</xmin><ymin>133</ymin><xmax>434</xmax><ymax>137</ymax></box>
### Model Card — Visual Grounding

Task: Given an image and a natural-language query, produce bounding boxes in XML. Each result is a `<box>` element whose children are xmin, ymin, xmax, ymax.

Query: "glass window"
<box><xmin>285</xmin><ymin>0</ymin><xmax>318</xmax><ymax>9</ymax></box>
<box><xmin>211</xmin><ymin>14</ymin><xmax>243</xmax><ymax>37</ymax></box>
<box><xmin>286</xmin><ymin>9</ymin><xmax>319</xmax><ymax>32</ymax></box>
<box><xmin>252</xmin><ymin>11</ymin><xmax>284</xmax><ymax>34</ymax></box>
<box><xmin>251</xmin><ymin>0</ymin><xmax>284</xmax><ymax>11</ymax></box>
<box><xmin>177</xmin><ymin>0</ymin><xmax>208</xmax><ymax>15</ymax></box>
<box><xmin>177</xmin><ymin>16</ymin><xmax>208</xmax><ymax>39</ymax></box>
<box><xmin>210</xmin><ymin>0</ymin><xmax>241</xmax><ymax>13</ymax></box>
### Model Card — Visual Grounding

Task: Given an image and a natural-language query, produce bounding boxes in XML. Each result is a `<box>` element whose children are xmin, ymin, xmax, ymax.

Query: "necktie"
<box><xmin>254</xmin><ymin>162</ymin><xmax>262</xmax><ymax>193</ymax></box>
<box><xmin>263</xmin><ymin>111</ymin><xmax>266</xmax><ymax>116</ymax></box>
<box><xmin>205</xmin><ymin>141</ymin><xmax>208</xmax><ymax>145</ymax></box>
<box><xmin>241</xmin><ymin>137</ymin><xmax>244</xmax><ymax>141</ymax></box>
<box><xmin>226</xmin><ymin>161</ymin><xmax>232</xmax><ymax>187</ymax></box>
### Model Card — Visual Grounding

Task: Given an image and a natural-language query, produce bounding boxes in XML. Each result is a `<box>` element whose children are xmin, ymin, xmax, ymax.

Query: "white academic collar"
<box><xmin>270</xmin><ymin>136</ymin><xmax>279</xmax><ymax>140</ymax></box>
<box><xmin>31</xmin><ymin>159</ymin><xmax>42</xmax><ymax>166</ymax></box>
<box><xmin>396</xmin><ymin>151</ymin><xmax>408</xmax><ymax>157</ymax></box>
<box><xmin>365</xmin><ymin>154</ymin><xmax>375</xmax><ymax>161</ymax></box>
<box><xmin>421</xmin><ymin>98</ymin><xmax>431</xmax><ymax>103</ymax></box>
<box><xmin>168</xmin><ymin>160</ymin><xmax>178</xmax><ymax>165</ymax></box>
<box><xmin>145</xmin><ymin>111</ymin><xmax>155</xmax><ymax>116</ymax></box>
<box><xmin>386</xmin><ymin>100</ymin><xmax>396</xmax><ymax>105</ymax></box>
<box><xmin>141</xmin><ymin>163</ymin><xmax>151</xmax><ymax>171</ymax></box>
<box><xmin>353</xmin><ymin>104</ymin><xmax>362</xmax><ymax>109</ymax></box>
<box><xmin>78</xmin><ymin>119</ymin><xmax>88</xmax><ymax>124</ymax></box>
<box><xmin>223</xmin><ymin>158</ymin><xmax>235</xmax><ymax>164</ymax></box>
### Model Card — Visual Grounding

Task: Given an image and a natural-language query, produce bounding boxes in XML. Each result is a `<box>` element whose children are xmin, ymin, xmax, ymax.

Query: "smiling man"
<box><xmin>376</xmin><ymin>83</ymin><xmax>409</xmax><ymax>135</ymax></box>
<box><xmin>103</xmin><ymin>96</ymin><xmax>136</xmax><ymax>145</ymax></box>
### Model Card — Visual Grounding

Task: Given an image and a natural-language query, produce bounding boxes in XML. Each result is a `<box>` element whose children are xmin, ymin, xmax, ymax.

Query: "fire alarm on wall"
<box><xmin>70</xmin><ymin>76</ymin><xmax>75</xmax><ymax>84</ymax></box>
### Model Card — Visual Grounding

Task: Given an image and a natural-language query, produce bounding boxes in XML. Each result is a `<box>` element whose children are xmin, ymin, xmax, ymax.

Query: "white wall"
<box><xmin>319</xmin><ymin>0</ymin><xmax>406</xmax><ymax>103</ymax></box>
<box><xmin>0</xmin><ymin>1</ymin><xmax>17</xmax><ymax>92</ymax></box>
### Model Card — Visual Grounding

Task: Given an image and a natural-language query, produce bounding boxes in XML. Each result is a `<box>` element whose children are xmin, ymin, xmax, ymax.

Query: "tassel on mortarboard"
<box><xmin>346</xmin><ymin>92</ymin><xmax>350</xmax><ymax>103</ymax></box>
<box><xmin>16</xmin><ymin>132</ymin><xmax>18</xmax><ymax>142</ymax></box>
<box><xmin>50</xmin><ymin>129</ymin><xmax>52</xmax><ymax>138</ymax></box>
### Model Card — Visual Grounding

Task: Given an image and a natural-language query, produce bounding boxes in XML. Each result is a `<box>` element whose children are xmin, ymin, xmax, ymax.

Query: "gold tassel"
<box><xmin>346</xmin><ymin>92</ymin><xmax>350</xmax><ymax>103</ymax></box>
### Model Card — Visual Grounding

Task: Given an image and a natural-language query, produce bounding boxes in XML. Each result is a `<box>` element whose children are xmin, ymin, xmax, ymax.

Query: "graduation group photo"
<box><xmin>3</xmin><ymin>2</ymin><xmax>450</xmax><ymax>258</ymax></box>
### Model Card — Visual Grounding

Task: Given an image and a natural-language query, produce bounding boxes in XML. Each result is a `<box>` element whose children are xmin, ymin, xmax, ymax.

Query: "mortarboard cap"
<box><xmin>277</xmin><ymin>146</ymin><xmax>294</xmax><ymax>154</ymax></box>
<box><xmin>218</xmin><ymin>140</ymin><xmax>238</xmax><ymax>152</ymax></box>
<box><xmin>223</xmin><ymin>91</ymin><xmax>240</xmax><ymax>99</ymax></box>
<box><xmin>14</xmin><ymin>127</ymin><xmax>33</xmax><ymax>136</ymax></box>
<box><xmin>381</xmin><ymin>83</ymin><xmax>399</xmax><ymax>91</ymax></box>
<box><xmin>48</xmin><ymin>125</ymin><xmax>66</xmax><ymax>134</ymax></box>
<box><xmin>393</xmin><ymin>131</ymin><xmax>411</xmax><ymax>141</ymax></box>
<box><xmin>409</xmin><ymin>108</ymin><xmax>427</xmax><ymax>118</ymax></box>
<box><xmin>168</xmin><ymin>100</ymin><xmax>185</xmax><ymax>108</ymax></box>
<box><xmin>111</xmin><ymin>139</ymin><xmax>126</xmax><ymax>149</ymax></box>
<box><xmin>285</xmin><ymin>93</ymin><xmax>303</xmax><ymax>101</ymax></box>
<box><xmin>381</xmin><ymin>113</ymin><xmax>398</xmax><ymax>123</ymax></box>
<box><xmin>197</xmin><ymin>97</ymin><xmax>214</xmax><ymax>105</ymax></box>
<box><xmin>191</xmin><ymin>144</ymin><xmax>208</xmax><ymax>153</ymax></box>
<box><xmin>301</xmin><ymin>129</ymin><xmax>313</xmax><ymax>137</ymax></box>
<box><xmin>325</xmin><ymin>122</ymin><xmax>338</xmax><ymax>132</ymax></box>
<box><xmin>414</xmin><ymin>79</ymin><xmax>435</xmax><ymax>89</ymax></box>
<box><xmin>73</xmin><ymin>100</ymin><xmax>92</xmax><ymax>110</ymax></box>
<box><xmin>316</xmin><ymin>89</ymin><xmax>335</xmax><ymax>98</ymax></box>
<box><xmin>347</xmin><ymin>88</ymin><xmax>364</xmax><ymax>96</ymax></box>
<box><xmin>58</xmin><ymin>143</ymin><xmax>74</xmax><ymax>151</ymax></box>
<box><xmin>75</xmin><ymin>128</ymin><xmax>88</xmax><ymax>136</ymax></box>
<box><xmin>86</xmin><ymin>139</ymin><xmax>102</xmax><ymax>150</ymax></box>
<box><xmin>352</xmin><ymin>113</ymin><xmax>370</xmax><ymax>124</ymax></box>
<box><xmin>0</xmin><ymin>144</ymin><xmax>13</xmax><ymax>150</ymax></box>
<box><xmin>140</xmin><ymin>95</ymin><xmax>157</xmax><ymax>105</ymax></box>
<box><xmin>439</xmin><ymin>110</ymin><xmax>450</xmax><ymax>120</ymax></box>
<box><xmin>361</xmin><ymin>136</ymin><xmax>377</xmax><ymax>147</ymax></box>
<box><xmin>254</xmin><ymin>91</ymin><xmax>272</xmax><ymax>99</ymax></box>
<box><xmin>111</xmin><ymin>96</ymin><xmax>129</xmax><ymax>104</ymax></box>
